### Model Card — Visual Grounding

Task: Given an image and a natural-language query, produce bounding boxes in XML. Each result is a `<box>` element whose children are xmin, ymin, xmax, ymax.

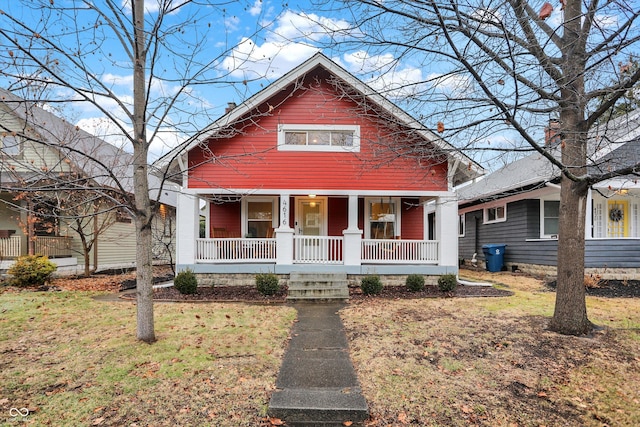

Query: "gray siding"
<box><xmin>585</xmin><ymin>239</ymin><xmax>640</xmax><ymax>268</ymax></box>
<box><xmin>460</xmin><ymin>199</ymin><xmax>640</xmax><ymax>268</ymax></box>
<box><xmin>461</xmin><ymin>199</ymin><xmax>556</xmax><ymax>266</ymax></box>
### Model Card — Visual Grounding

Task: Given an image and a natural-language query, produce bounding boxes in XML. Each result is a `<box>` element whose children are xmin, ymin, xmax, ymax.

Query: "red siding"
<box><xmin>328</xmin><ymin>197</ymin><xmax>348</xmax><ymax>237</ymax></box>
<box><xmin>401</xmin><ymin>198</ymin><xmax>424</xmax><ymax>239</ymax></box>
<box><xmin>188</xmin><ymin>71</ymin><xmax>448</xmax><ymax>192</ymax></box>
<box><xmin>210</xmin><ymin>202</ymin><xmax>241</xmax><ymax>237</ymax></box>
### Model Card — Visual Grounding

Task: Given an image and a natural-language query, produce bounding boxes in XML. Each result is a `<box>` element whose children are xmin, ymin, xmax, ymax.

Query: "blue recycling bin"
<box><xmin>482</xmin><ymin>244</ymin><xmax>506</xmax><ymax>272</ymax></box>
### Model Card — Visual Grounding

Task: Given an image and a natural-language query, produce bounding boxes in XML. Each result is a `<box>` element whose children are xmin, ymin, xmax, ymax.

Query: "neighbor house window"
<box><xmin>458</xmin><ymin>214</ymin><xmax>465</xmax><ymax>237</ymax></box>
<box><xmin>542</xmin><ymin>200</ymin><xmax>560</xmax><ymax>237</ymax></box>
<box><xmin>1</xmin><ymin>135</ymin><xmax>22</xmax><ymax>156</ymax></box>
<box><xmin>484</xmin><ymin>204</ymin><xmax>506</xmax><ymax>224</ymax></box>
<box><xmin>246</xmin><ymin>199</ymin><xmax>275</xmax><ymax>238</ymax></box>
<box><xmin>368</xmin><ymin>199</ymin><xmax>398</xmax><ymax>239</ymax></box>
<box><xmin>278</xmin><ymin>124</ymin><xmax>360</xmax><ymax>152</ymax></box>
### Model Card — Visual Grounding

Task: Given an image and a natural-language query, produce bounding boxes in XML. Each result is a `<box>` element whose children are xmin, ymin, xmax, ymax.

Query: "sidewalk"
<box><xmin>268</xmin><ymin>303</ymin><xmax>369</xmax><ymax>426</ymax></box>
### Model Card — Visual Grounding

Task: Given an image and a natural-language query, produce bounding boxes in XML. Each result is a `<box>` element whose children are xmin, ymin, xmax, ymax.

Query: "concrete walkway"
<box><xmin>268</xmin><ymin>303</ymin><xmax>369</xmax><ymax>426</ymax></box>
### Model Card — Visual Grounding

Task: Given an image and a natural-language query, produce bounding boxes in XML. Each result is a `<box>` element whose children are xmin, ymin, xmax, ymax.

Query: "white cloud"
<box><xmin>76</xmin><ymin>115</ymin><xmax>186</xmax><ymax>161</ymax></box>
<box><xmin>120</xmin><ymin>0</ymin><xmax>182</xmax><ymax>14</ymax></box>
<box><xmin>102</xmin><ymin>73</ymin><xmax>134</xmax><ymax>88</ymax></box>
<box><xmin>340</xmin><ymin>51</ymin><xmax>428</xmax><ymax>99</ymax></box>
<box><xmin>221</xmin><ymin>11</ymin><xmax>351</xmax><ymax>79</ymax></box>
<box><xmin>249</xmin><ymin>0</ymin><xmax>262</xmax><ymax>16</ymax></box>
<box><xmin>426</xmin><ymin>72</ymin><xmax>474</xmax><ymax>97</ymax></box>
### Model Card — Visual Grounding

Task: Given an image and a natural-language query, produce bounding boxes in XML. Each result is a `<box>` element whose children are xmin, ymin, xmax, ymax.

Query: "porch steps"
<box><xmin>287</xmin><ymin>272</ymin><xmax>349</xmax><ymax>301</ymax></box>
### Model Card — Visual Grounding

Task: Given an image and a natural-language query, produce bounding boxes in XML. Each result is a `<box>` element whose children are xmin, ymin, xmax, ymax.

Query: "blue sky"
<box><xmin>0</xmin><ymin>0</ymin><xmax>583</xmax><ymax>165</ymax></box>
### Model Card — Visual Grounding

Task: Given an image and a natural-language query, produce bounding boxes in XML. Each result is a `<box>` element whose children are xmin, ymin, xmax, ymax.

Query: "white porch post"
<box><xmin>343</xmin><ymin>194</ymin><xmax>362</xmax><ymax>266</ymax></box>
<box><xmin>276</xmin><ymin>194</ymin><xmax>294</xmax><ymax>265</ymax></box>
<box><xmin>436</xmin><ymin>193</ymin><xmax>458</xmax><ymax>268</ymax></box>
<box><xmin>176</xmin><ymin>192</ymin><xmax>198</xmax><ymax>267</ymax></box>
<box><xmin>585</xmin><ymin>187</ymin><xmax>593</xmax><ymax>239</ymax></box>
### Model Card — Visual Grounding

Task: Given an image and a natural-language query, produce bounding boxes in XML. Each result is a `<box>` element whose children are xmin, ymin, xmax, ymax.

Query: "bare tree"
<box><xmin>313</xmin><ymin>0</ymin><xmax>640</xmax><ymax>335</ymax></box>
<box><xmin>0</xmin><ymin>0</ymin><xmax>277</xmax><ymax>342</ymax></box>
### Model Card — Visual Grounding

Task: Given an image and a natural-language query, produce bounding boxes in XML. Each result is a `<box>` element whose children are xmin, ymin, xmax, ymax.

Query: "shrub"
<box><xmin>361</xmin><ymin>275</ymin><xmax>383</xmax><ymax>296</ymax></box>
<box><xmin>8</xmin><ymin>255</ymin><xmax>56</xmax><ymax>288</ymax></box>
<box><xmin>256</xmin><ymin>273</ymin><xmax>280</xmax><ymax>296</ymax></box>
<box><xmin>405</xmin><ymin>274</ymin><xmax>425</xmax><ymax>292</ymax></box>
<box><xmin>437</xmin><ymin>274</ymin><xmax>458</xmax><ymax>292</ymax></box>
<box><xmin>174</xmin><ymin>269</ymin><xmax>198</xmax><ymax>294</ymax></box>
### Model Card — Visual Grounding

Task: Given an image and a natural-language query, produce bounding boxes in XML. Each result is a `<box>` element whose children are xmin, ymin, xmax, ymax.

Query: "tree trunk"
<box><xmin>549</xmin><ymin>177</ymin><xmax>593</xmax><ymax>335</ymax></box>
<box><xmin>548</xmin><ymin>0</ymin><xmax>593</xmax><ymax>335</ymax></box>
<box><xmin>132</xmin><ymin>0</ymin><xmax>155</xmax><ymax>343</ymax></box>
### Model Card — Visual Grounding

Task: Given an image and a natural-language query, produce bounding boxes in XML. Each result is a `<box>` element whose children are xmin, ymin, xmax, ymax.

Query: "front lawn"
<box><xmin>341</xmin><ymin>270</ymin><xmax>640</xmax><ymax>426</ymax></box>
<box><xmin>0</xmin><ymin>290</ymin><xmax>296</xmax><ymax>426</ymax></box>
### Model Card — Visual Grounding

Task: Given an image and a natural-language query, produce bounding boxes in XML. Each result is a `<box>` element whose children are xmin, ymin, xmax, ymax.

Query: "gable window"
<box><xmin>278</xmin><ymin>124</ymin><xmax>360</xmax><ymax>152</ymax></box>
<box><xmin>541</xmin><ymin>200</ymin><xmax>560</xmax><ymax>237</ymax></box>
<box><xmin>484</xmin><ymin>204</ymin><xmax>506</xmax><ymax>224</ymax></box>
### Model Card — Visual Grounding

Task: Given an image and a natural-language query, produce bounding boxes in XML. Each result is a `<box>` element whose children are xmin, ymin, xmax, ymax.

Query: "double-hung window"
<box><xmin>484</xmin><ymin>204</ymin><xmax>506</xmax><ymax>224</ymax></box>
<box><xmin>246</xmin><ymin>199</ymin><xmax>276</xmax><ymax>238</ymax></box>
<box><xmin>541</xmin><ymin>200</ymin><xmax>560</xmax><ymax>238</ymax></box>
<box><xmin>367</xmin><ymin>199</ymin><xmax>399</xmax><ymax>239</ymax></box>
<box><xmin>1</xmin><ymin>134</ymin><xmax>22</xmax><ymax>156</ymax></box>
<box><xmin>278</xmin><ymin>124</ymin><xmax>360</xmax><ymax>152</ymax></box>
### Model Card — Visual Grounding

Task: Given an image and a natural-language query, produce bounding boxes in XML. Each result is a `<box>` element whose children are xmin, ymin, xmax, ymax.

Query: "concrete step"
<box><xmin>287</xmin><ymin>272</ymin><xmax>349</xmax><ymax>301</ymax></box>
<box><xmin>290</xmin><ymin>272</ymin><xmax>348</xmax><ymax>282</ymax></box>
<box><xmin>269</xmin><ymin>388</ymin><xmax>368</xmax><ymax>425</ymax></box>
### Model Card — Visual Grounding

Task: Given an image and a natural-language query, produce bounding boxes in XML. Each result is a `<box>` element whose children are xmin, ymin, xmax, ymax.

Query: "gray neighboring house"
<box><xmin>458</xmin><ymin>112</ymin><xmax>640</xmax><ymax>280</ymax></box>
<box><xmin>0</xmin><ymin>88</ymin><xmax>177</xmax><ymax>274</ymax></box>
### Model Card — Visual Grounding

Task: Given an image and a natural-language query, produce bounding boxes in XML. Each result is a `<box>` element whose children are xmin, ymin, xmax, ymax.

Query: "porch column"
<box><xmin>585</xmin><ymin>187</ymin><xmax>593</xmax><ymax>239</ymax></box>
<box><xmin>176</xmin><ymin>192</ymin><xmax>198</xmax><ymax>267</ymax></box>
<box><xmin>436</xmin><ymin>193</ymin><xmax>458</xmax><ymax>268</ymax></box>
<box><xmin>276</xmin><ymin>194</ymin><xmax>294</xmax><ymax>265</ymax></box>
<box><xmin>343</xmin><ymin>194</ymin><xmax>362</xmax><ymax>266</ymax></box>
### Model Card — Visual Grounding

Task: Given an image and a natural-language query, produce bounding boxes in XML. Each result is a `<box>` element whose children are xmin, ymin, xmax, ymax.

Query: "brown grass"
<box><xmin>0</xmin><ymin>291</ymin><xmax>296</xmax><ymax>426</ymax></box>
<box><xmin>341</xmin><ymin>269</ymin><xmax>640</xmax><ymax>426</ymax></box>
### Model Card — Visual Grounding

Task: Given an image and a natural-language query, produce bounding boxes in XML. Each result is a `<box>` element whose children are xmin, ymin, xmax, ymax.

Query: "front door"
<box><xmin>607</xmin><ymin>199</ymin><xmax>629</xmax><ymax>237</ymax></box>
<box><xmin>295</xmin><ymin>197</ymin><xmax>327</xmax><ymax>260</ymax></box>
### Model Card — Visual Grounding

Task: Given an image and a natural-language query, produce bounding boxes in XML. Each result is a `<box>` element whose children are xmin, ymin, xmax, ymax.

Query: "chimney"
<box><xmin>224</xmin><ymin>102</ymin><xmax>237</xmax><ymax>114</ymax></box>
<box><xmin>544</xmin><ymin>119</ymin><xmax>561</xmax><ymax>145</ymax></box>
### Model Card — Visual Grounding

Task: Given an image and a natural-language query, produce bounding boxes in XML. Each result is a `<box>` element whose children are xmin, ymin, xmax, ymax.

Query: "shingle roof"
<box><xmin>458</xmin><ymin>110</ymin><xmax>640</xmax><ymax>203</ymax></box>
<box><xmin>0</xmin><ymin>88</ymin><xmax>177</xmax><ymax>206</ymax></box>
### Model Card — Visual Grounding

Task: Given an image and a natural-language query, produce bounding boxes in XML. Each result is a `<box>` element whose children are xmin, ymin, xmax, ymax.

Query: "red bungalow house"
<box><xmin>174</xmin><ymin>53</ymin><xmax>479</xmax><ymax>286</ymax></box>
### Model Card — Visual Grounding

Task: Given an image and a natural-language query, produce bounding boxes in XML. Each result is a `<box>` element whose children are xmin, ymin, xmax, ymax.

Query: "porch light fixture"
<box><xmin>308</xmin><ymin>194</ymin><xmax>316</xmax><ymax>198</ymax></box>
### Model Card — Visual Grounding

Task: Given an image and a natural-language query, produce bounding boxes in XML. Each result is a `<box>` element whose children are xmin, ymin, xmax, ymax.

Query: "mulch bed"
<box><xmin>119</xmin><ymin>283</ymin><xmax>513</xmax><ymax>303</ymax></box>
<box><xmin>546</xmin><ymin>279</ymin><xmax>640</xmax><ymax>298</ymax></box>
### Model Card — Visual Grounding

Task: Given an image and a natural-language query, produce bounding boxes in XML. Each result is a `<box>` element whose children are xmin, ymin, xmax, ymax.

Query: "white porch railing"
<box><xmin>34</xmin><ymin>236</ymin><xmax>73</xmax><ymax>258</ymax></box>
<box><xmin>196</xmin><ymin>238</ymin><xmax>276</xmax><ymax>263</ymax></box>
<box><xmin>194</xmin><ymin>237</ymin><xmax>440</xmax><ymax>265</ymax></box>
<box><xmin>294</xmin><ymin>236</ymin><xmax>343</xmax><ymax>264</ymax></box>
<box><xmin>362</xmin><ymin>239</ymin><xmax>439</xmax><ymax>264</ymax></box>
<box><xmin>0</xmin><ymin>235</ymin><xmax>21</xmax><ymax>258</ymax></box>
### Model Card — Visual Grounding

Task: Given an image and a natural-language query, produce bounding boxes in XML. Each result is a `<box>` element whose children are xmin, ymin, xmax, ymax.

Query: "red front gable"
<box><xmin>187</xmin><ymin>67</ymin><xmax>448</xmax><ymax>192</ymax></box>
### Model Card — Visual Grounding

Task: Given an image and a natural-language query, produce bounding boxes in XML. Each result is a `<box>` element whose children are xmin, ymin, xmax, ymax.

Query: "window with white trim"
<box><xmin>541</xmin><ymin>200</ymin><xmax>559</xmax><ymax>237</ymax></box>
<box><xmin>458</xmin><ymin>214</ymin><xmax>465</xmax><ymax>237</ymax></box>
<box><xmin>245</xmin><ymin>198</ymin><xmax>276</xmax><ymax>238</ymax></box>
<box><xmin>366</xmin><ymin>198</ymin><xmax>400</xmax><ymax>239</ymax></box>
<box><xmin>1</xmin><ymin>134</ymin><xmax>22</xmax><ymax>156</ymax></box>
<box><xmin>483</xmin><ymin>204</ymin><xmax>506</xmax><ymax>224</ymax></box>
<box><xmin>278</xmin><ymin>124</ymin><xmax>360</xmax><ymax>152</ymax></box>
